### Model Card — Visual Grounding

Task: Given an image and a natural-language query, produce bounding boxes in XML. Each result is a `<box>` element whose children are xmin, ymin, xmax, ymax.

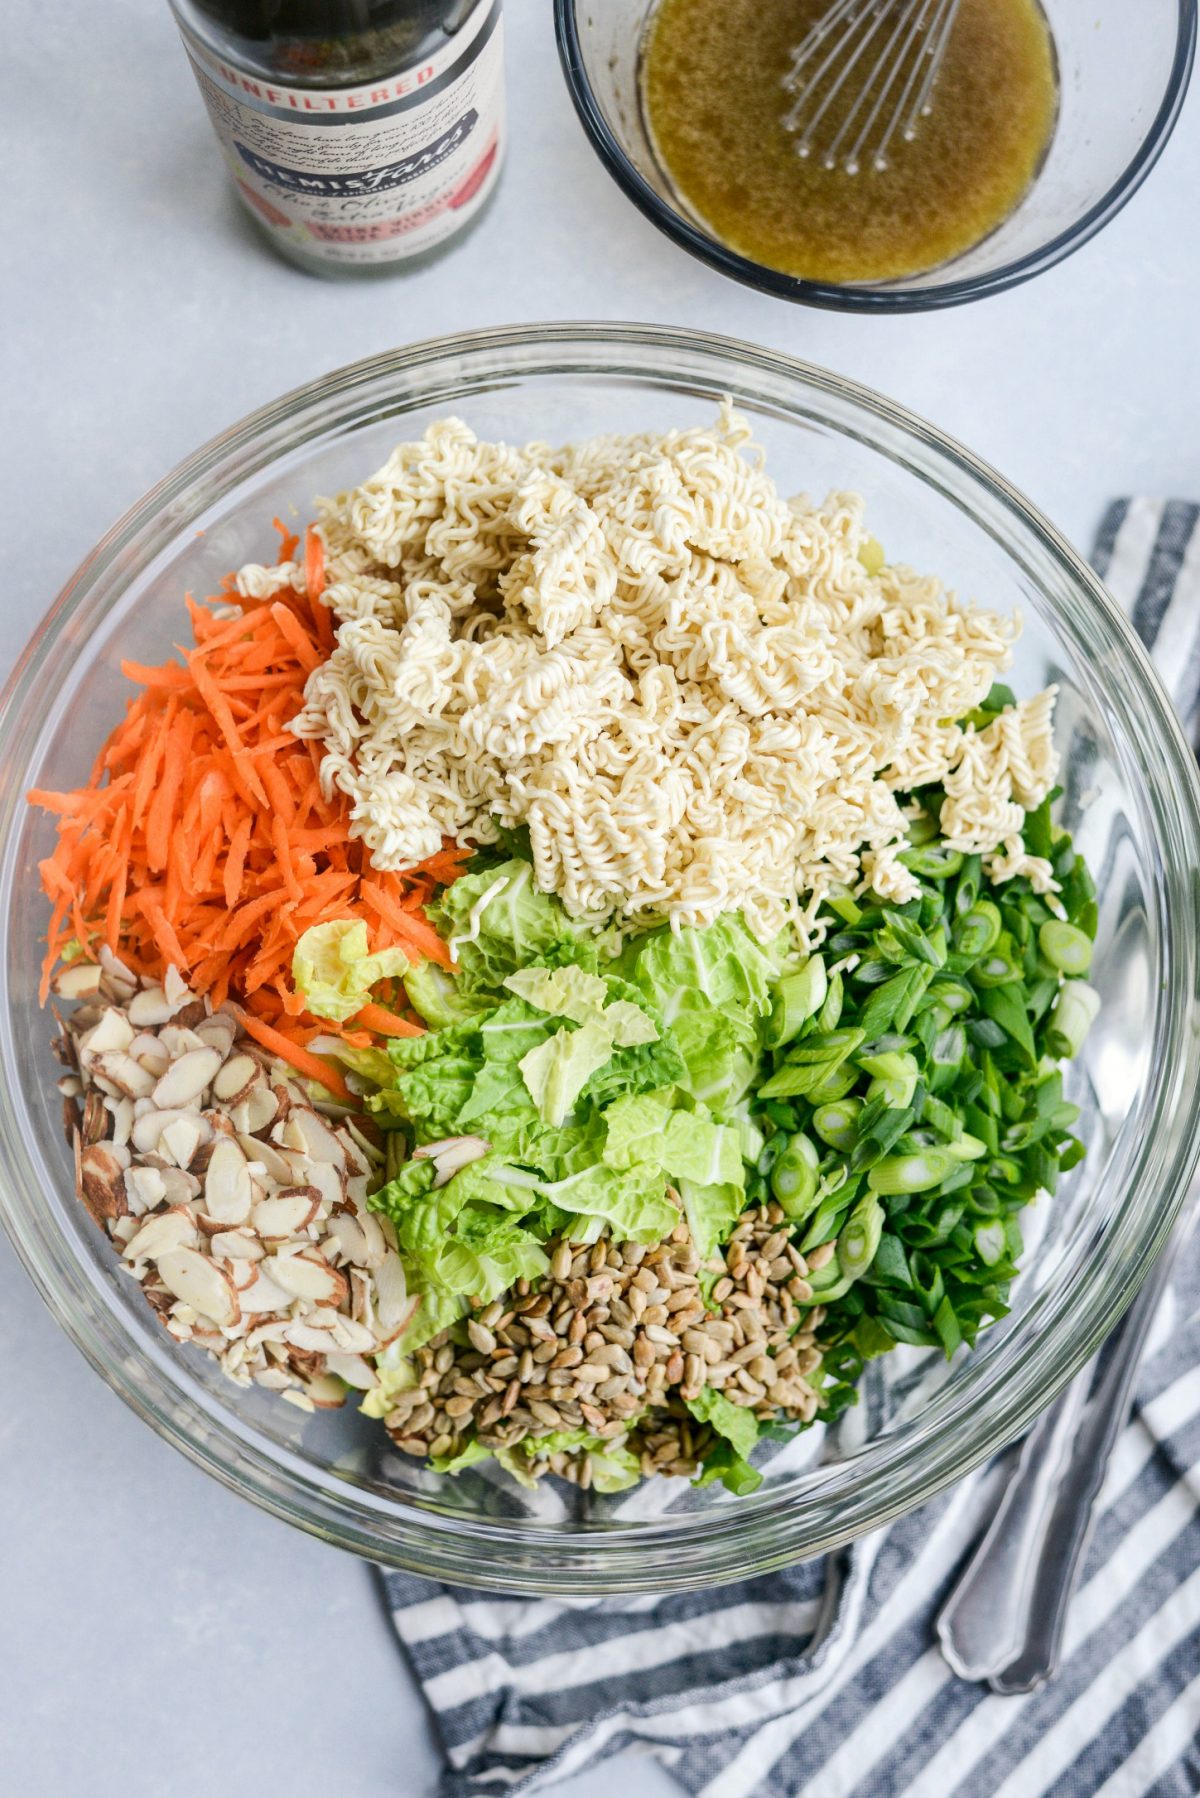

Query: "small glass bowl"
<box><xmin>554</xmin><ymin>0</ymin><xmax>1197</xmax><ymax>311</ymax></box>
<box><xmin>2</xmin><ymin>325</ymin><xmax>1200</xmax><ymax>1592</ymax></box>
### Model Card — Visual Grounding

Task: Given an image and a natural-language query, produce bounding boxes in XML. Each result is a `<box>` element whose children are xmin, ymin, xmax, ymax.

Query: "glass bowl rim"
<box><xmin>552</xmin><ymin>0</ymin><xmax>1198</xmax><ymax>314</ymax></box>
<box><xmin>3</xmin><ymin>321</ymin><xmax>1200</xmax><ymax>1592</ymax></box>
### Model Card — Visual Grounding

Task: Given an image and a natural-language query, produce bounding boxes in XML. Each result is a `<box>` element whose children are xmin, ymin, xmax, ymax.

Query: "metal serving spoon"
<box><xmin>937</xmin><ymin>1209</ymin><xmax>1193</xmax><ymax>1694</ymax></box>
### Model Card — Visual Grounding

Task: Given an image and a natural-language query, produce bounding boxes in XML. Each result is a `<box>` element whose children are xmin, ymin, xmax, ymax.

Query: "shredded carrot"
<box><xmin>273</xmin><ymin>516</ymin><xmax>300</xmax><ymax>562</ymax></box>
<box><xmin>305</xmin><ymin>528</ymin><xmax>325</xmax><ymax>603</ymax></box>
<box><xmin>353</xmin><ymin>1001</ymin><xmax>424</xmax><ymax>1039</ymax></box>
<box><xmin>239</xmin><ymin>1011</ymin><xmax>354</xmax><ymax>1103</ymax></box>
<box><xmin>28</xmin><ymin>531</ymin><xmax>471</xmax><ymax>1090</ymax></box>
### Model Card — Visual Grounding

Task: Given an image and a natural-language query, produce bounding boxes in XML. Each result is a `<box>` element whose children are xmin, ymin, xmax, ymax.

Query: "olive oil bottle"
<box><xmin>169</xmin><ymin>0</ymin><xmax>505</xmax><ymax>275</ymax></box>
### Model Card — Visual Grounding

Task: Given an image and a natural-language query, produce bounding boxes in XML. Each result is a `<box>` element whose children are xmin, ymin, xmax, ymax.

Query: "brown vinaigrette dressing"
<box><xmin>641</xmin><ymin>0</ymin><xmax>1058</xmax><ymax>285</ymax></box>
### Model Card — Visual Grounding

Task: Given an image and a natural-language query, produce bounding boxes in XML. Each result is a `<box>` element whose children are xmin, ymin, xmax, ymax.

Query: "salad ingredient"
<box><xmin>381</xmin><ymin>1207</ymin><xmax>837</xmax><ymax>1490</ymax></box>
<box><xmin>29</xmin><ymin>572</ymin><xmax>464</xmax><ymax>1082</ymax></box>
<box><xmin>292</xmin><ymin>410</ymin><xmax>1057</xmax><ymax>943</ymax></box>
<box><xmin>292</xmin><ymin>918</ymin><xmax>412</xmax><ymax>1023</ymax></box>
<box><xmin>55</xmin><ymin>955</ymin><xmax>413</xmax><ymax>1409</ymax></box>
<box><xmin>361</xmin><ymin>860</ymin><xmax>797</xmax><ymax>1351</ymax></box>
<box><xmin>745</xmin><ymin>792</ymin><xmax>1095</xmax><ymax>1364</ymax></box>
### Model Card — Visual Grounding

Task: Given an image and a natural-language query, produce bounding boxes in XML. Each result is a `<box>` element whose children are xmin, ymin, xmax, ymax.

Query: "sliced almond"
<box><xmin>252</xmin><ymin>1187</ymin><xmax>320</xmax><ymax>1241</ymax></box>
<box><xmin>253</xmin><ymin>1366</ymin><xmax>295</xmax><ymax>1391</ymax></box>
<box><xmin>305</xmin><ymin>1160</ymin><xmax>344</xmax><ymax>1211</ymax></box>
<box><xmin>246</xmin><ymin>1318</ymin><xmax>293</xmax><ymax>1348</ymax></box>
<box><xmin>376</xmin><ymin>1292</ymin><xmax>419</xmax><ymax>1348</ymax></box>
<box><xmin>285</xmin><ymin>1108</ymin><xmax>347</xmax><ymax>1168</ymax></box>
<box><xmin>324</xmin><ymin>1211</ymin><xmax>369</xmax><ymax>1267</ymax></box>
<box><xmin>159</xmin><ymin>1115</ymin><xmax>204</xmax><ymax>1170</ymax></box>
<box><xmin>203</xmin><ymin>1137</ymin><xmax>253</xmax><ymax>1226</ymax></box>
<box><xmin>221</xmin><ymin>1255</ymin><xmax>260</xmax><ymax>1292</ymax></box>
<box><xmin>81</xmin><ymin>1089</ymin><xmax>108</xmax><ymax>1147</ymax></box>
<box><xmin>123</xmin><ymin>1206</ymin><xmax>199</xmax><ymax>1264</ymax></box>
<box><xmin>282</xmin><ymin>1320</ymin><xmax>339</xmax><ymax>1353</ymax></box>
<box><xmin>236</xmin><ymin>1135</ymin><xmax>293</xmax><ymax>1184</ymax></box>
<box><xmin>263</xmin><ymin>1250</ymin><xmax>348</xmax><ymax>1307</ymax></box>
<box><xmin>79</xmin><ymin>1143</ymin><xmax>130</xmax><ymax>1225</ymax></box>
<box><xmin>328</xmin><ymin>1315</ymin><xmax>377</xmax><ymax>1355</ymax></box>
<box><xmin>109</xmin><ymin>1096</ymin><xmax>135</xmax><ymax>1148</ymax></box>
<box><xmin>152</xmin><ymin>1047</ymin><xmax>223</xmax><ymax>1110</ymax></box>
<box><xmin>236</xmin><ymin>1267</ymin><xmax>295</xmax><ymax>1314</ymax></box>
<box><xmin>154</xmin><ymin>1247</ymin><xmax>240</xmax><ymax>1329</ymax></box>
<box><xmin>233</xmin><ymin>1086</ymin><xmax>279</xmax><ymax>1135</ymax></box>
<box><xmin>53</xmin><ymin>962</ymin><xmax>104</xmax><ymax>1000</ymax></box>
<box><xmin>373</xmin><ymin>1249</ymin><xmax>410</xmax><ymax>1331</ymax></box>
<box><xmin>163</xmin><ymin>964</ymin><xmax>189</xmax><ymax>1007</ymax></box>
<box><xmin>211</xmin><ymin>1052</ymin><xmax>259</xmax><ymax>1103</ymax></box>
<box><xmin>208</xmin><ymin>1227</ymin><xmax>265</xmax><ymax>1261</ymax></box>
<box><xmin>194</xmin><ymin>1016</ymin><xmax>237</xmax><ymax>1058</ymax></box>
<box><xmin>132</xmin><ymin>1107</ymin><xmax>207</xmax><ymax>1157</ymax></box>
<box><xmin>157</xmin><ymin>1166</ymin><xmax>202</xmax><ymax>1204</ymax></box>
<box><xmin>302</xmin><ymin>1373</ymin><xmax>348</xmax><ymax>1409</ymax></box>
<box><xmin>80</xmin><ymin>1009</ymin><xmax>136</xmax><ymax>1059</ymax></box>
<box><xmin>124</xmin><ymin>1165</ymin><xmax>167</xmax><ymax>1215</ymax></box>
<box><xmin>127</xmin><ymin>985</ymin><xmax>174</xmax><ymax>1028</ymax></box>
<box><xmin>324</xmin><ymin>1352</ymin><xmax>378</xmax><ymax>1390</ymax></box>
<box><xmin>129</xmin><ymin>1033</ymin><xmax>171</xmax><ymax>1077</ymax></box>
<box><xmin>357</xmin><ymin>1211</ymin><xmax>389</xmax><ymax>1269</ymax></box>
<box><xmin>94</xmin><ymin>1052</ymin><xmax>157</xmax><ymax>1099</ymax></box>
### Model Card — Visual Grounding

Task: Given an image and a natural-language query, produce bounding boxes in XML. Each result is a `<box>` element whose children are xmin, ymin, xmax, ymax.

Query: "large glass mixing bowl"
<box><xmin>2</xmin><ymin>325</ymin><xmax>1199</xmax><ymax>1593</ymax></box>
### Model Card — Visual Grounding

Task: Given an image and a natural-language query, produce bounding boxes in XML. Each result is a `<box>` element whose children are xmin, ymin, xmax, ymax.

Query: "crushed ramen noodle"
<box><xmin>286</xmin><ymin>408</ymin><xmax>1059</xmax><ymax>942</ymax></box>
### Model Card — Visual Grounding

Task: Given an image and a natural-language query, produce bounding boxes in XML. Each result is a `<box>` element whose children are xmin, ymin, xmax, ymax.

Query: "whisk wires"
<box><xmin>782</xmin><ymin>0</ymin><xmax>963</xmax><ymax>173</ymax></box>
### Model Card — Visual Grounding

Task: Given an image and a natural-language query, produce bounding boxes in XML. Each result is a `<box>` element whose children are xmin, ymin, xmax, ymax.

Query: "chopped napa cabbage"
<box><xmin>292</xmin><ymin>919</ymin><xmax>409</xmax><ymax>1023</ymax></box>
<box><xmin>519</xmin><ymin>1018</ymin><xmax>616</xmax><ymax>1126</ymax></box>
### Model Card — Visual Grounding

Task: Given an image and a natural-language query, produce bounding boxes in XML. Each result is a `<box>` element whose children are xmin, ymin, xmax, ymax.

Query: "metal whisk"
<box><xmin>782</xmin><ymin>0</ymin><xmax>963</xmax><ymax>174</ymax></box>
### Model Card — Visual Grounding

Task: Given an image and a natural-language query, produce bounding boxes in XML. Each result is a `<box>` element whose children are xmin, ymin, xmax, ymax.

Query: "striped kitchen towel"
<box><xmin>379</xmin><ymin>500</ymin><xmax>1200</xmax><ymax>1798</ymax></box>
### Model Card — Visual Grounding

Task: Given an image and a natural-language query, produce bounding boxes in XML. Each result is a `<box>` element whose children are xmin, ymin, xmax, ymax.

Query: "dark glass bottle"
<box><xmin>169</xmin><ymin>0</ymin><xmax>505</xmax><ymax>275</ymax></box>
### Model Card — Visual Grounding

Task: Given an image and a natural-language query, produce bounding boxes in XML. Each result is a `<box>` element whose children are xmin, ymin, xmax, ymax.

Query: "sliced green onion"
<box><xmin>785</xmin><ymin>1026</ymin><xmax>866</xmax><ymax>1067</ymax></box>
<box><xmin>943</xmin><ymin>1132</ymin><xmax>988</xmax><ymax>1162</ymax></box>
<box><xmin>814</xmin><ymin>970</ymin><xmax>844</xmax><ymax>1034</ymax></box>
<box><xmin>973</xmin><ymin>1221</ymin><xmax>1007</xmax><ymax>1266</ymax></box>
<box><xmin>765</xmin><ymin>955</ymin><xmax>827</xmax><ymax>1048</ymax></box>
<box><xmin>825</xmin><ymin>889</ymin><xmax>863</xmax><ymax>926</ymax></box>
<box><xmin>929</xmin><ymin>1023</ymin><xmax>966</xmax><ymax>1091</ymax></box>
<box><xmin>806</xmin><ymin>1249</ymin><xmax>850</xmax><ymax>1299</ymax></box>
<box><xmin>802</xmin><ymin>1061</ymin><xmax>860</xmax><ymax>1105</ymax></box>
<box><xmin>863</xmin><ymin>1049</ymin><xmax>919</xmax><ymax>1109</ymax></box>
<box><xmin>954</xmin><ymin>900</ymin><xmax>1002</xmax><ymax>960</ymax></box>
<box><xmin>813</xmin><ymin>1098</ymin><xmax>863</xmax><ymax>1152</ymax></box>
<box><xmin>867</xmin><ymin>1147</ymin><xmax>958</xmax><ymax>1196</ymax></box>
<box><xmin>954</xmin><ymin>854</ymin><xmax>983</xmax><ymax>916</ymax></box>
<box><xmin>838</xmin><ymin>1195</ymin><xmax>885</xmax><ymax>1279</ymax></box>
<box><xmin>972</xmin><ymin>940</ymin><xmax>1023</xmax><ymax>987</ymax></box>
<box><xmin>905</xmin><ymin>809</ymin><xmax>940</xmax><ymax>847</ymax></box>
<box><xmin>921</xmin><ymin>1093</ymin><xmax>962</xmax><ymax>1143</ymax></box>
<box><xmin>1038</xmin><ymin>920</ymin><xmax>1093</xmax><ymax>975</ymax></box>
<box><xmin>770</xmin><ymin>1131</ymin><xmax>820</xmax><ymax>1216</ymax></box>
<box><xmin>931</xmin><ymin>979</ymin><xmax>973</xmax><ymax>1014</ymax></box>
<box><xmin>901</xmin><ymin>844</ymin><xmax>964</xmax><ymax>880</ymax></box>
<box><xmin>1045</xmin><ymin>980</ymin><xmax>1101</xmax><ymax>1059</ymax></box>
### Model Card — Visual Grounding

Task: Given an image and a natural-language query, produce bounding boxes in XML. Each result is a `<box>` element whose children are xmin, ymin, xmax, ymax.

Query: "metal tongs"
<box><xmin>937</xmin><ymin>1203</ymin><xmax>1196</xmax><ymax>1693</ymax></box>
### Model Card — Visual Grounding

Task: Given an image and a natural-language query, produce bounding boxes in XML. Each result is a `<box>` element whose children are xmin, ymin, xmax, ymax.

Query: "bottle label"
<box><xmin>179</xmin><ymin>1</ymin><xmax>504</xmax><ymax>268</ymax></box>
